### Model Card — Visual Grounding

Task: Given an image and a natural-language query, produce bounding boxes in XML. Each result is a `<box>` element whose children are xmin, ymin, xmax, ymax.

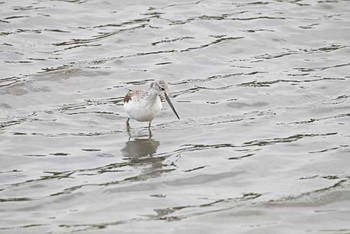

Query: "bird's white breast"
<box><xmin>124</xmin><ymin>95</ymin><xmax>162</xmax><ymax>122</ymax></box>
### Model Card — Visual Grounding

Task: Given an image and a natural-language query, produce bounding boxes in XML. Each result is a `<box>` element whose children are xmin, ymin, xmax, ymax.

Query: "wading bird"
<box><xmin>123</xmin><ymin>80</ymin><xmax>180</xmax><ymax>130</ymax></box>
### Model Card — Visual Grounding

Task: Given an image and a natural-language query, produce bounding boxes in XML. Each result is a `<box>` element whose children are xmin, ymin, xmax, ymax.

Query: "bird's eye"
<box><xmin>161</xmin><ymin>88</ymin><xmax>165</xmax><ymax>91</ymax></box>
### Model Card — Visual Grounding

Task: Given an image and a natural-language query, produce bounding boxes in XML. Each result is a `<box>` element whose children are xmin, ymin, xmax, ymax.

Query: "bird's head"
<box><xmin>150</xmin><ymin>80</ymin><xmax>180</xmax><ymax>120</ymax></box>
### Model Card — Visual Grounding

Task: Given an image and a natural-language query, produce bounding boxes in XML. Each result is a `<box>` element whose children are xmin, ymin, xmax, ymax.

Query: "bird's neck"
<box><xmin>147</xmin><ymin>88</ymin><xmax>159</xmax><ymax>101</ymax></box>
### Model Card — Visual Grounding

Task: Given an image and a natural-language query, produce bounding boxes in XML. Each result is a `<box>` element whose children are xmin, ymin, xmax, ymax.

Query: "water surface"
<box><xmin>1</xmin><ymin>0</ymin><xmax>350</xmax><ymax>233</ymax></box>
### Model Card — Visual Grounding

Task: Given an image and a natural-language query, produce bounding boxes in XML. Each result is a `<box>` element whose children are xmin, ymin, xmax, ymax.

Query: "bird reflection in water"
<box><xmin>121</xmin><ymin>134</ymin><xmax>171</xmax><ymax>180</ymax></box>
<box><xmin>121</xmin><ymin>136</ymin><xmax>159</xmax><ymax>159</ymax></box>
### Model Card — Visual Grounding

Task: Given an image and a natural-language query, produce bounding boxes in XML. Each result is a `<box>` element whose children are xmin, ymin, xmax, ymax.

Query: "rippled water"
<box><xmin>1</xmin><ymin>0</ymin><xmax>350</xmax><ymax>233</ymax></box>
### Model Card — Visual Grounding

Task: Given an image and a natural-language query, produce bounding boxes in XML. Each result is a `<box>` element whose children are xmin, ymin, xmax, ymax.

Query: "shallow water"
<box><xmin>1</xmin><ymin>0</ymin><xmax>350</xmax><ymax>233</ymax></box>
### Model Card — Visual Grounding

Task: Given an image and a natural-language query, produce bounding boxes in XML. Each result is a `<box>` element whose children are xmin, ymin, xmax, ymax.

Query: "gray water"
<box><xmin>1</xmin><ymin>0</ymin><xmax>350</xmax><ymax>233</ymax></box>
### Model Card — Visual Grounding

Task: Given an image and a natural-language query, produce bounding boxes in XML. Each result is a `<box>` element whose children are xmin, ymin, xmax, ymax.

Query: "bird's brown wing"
<box><xmin>123</xmin><ymin>90</ymin><xmax>134</xmax><ymax>103</ymax></box>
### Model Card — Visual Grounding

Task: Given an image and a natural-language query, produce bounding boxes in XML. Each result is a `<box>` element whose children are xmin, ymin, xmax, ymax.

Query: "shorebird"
<box><xmin>123</xmin><ymin>80</ymin><xmax>180</xmax><ymax>130</ymax></box>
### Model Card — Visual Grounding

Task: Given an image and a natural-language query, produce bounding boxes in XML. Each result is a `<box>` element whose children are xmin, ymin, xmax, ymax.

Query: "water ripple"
<box><xmin>1</xmin><ymin>0</ymin><xmax>350</xmax><ymax>232</ymax></box>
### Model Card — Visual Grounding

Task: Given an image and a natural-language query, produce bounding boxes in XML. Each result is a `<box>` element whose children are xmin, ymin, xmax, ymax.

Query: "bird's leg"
<box><xmin>148</xmin><ymin>121</ymin><xmax>152</xmax><ymax>138</ymax></box>
<box><xmin>126</xmin><ymin>118</ymin><xmax>130</xmax><ymax>131</ymax></box>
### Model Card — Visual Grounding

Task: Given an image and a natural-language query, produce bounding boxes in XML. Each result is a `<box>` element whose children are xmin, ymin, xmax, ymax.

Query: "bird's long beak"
<box><xmin>164</xmin><ymin>92</ymin><xmax>180</xmax><ymax>120</ymax></box>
